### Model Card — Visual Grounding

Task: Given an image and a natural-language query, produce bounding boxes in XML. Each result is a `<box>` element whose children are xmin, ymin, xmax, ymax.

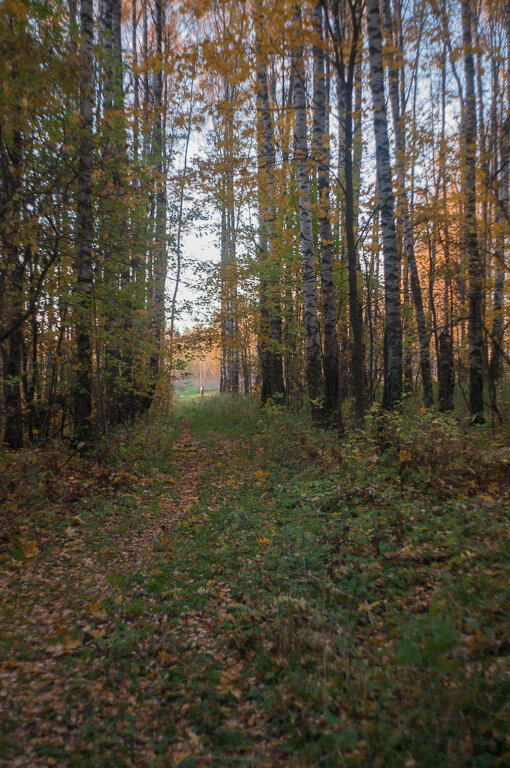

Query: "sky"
<box><xmin>169</xmin><ymin>223</ymin><xmax>219</xmax><ymax>334</ymax></box>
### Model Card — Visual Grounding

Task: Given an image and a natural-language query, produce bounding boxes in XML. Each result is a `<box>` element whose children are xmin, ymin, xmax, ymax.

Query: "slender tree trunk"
<box><xmin>101</xmin><ymin>0</ymin><xmax>129</xmax><ymax>425</ymax></box>
<box><xmin>142</xmin><ymin>0</ymin><xmax>149</xmax><ymax>152</ymax></box>
<box><xmin>293</xmin><ymin>6</ymin><xmax>324</xmax><ymax>418</ymax></box>
<box><xmin>0</xmin><ymin>91</ymin><xmax>24</xmax><ymax>449</ymax></box>
<box><xmin>353</xmin><ymin>57</ymin><xmax>362</xmax><ymax>233</ymax></box>
<box><xmin>382</xmin><ymin>0</ymin><xmax>433</xmax><ymax>407</ymax></box>
<box><xmin>148</xmin><ymin>0</ymin><xmax>167</xmax><ymax>397</ymax></box>
<box><xmin>219</xmin><ymin>79</ymin><xmax>239</xmax><ymax>395</ymax></box>
<box><xmin>402</xmin><ymin>262</ymin><xmax>413</xmax><ymax>392</ymax></box>
<box><xmin>3</xmin><ymin>261</ymin><xmax>24</xmax><ymax>449</ymax></box>
<box><xmin>489</xmin><ymin>7</ymin><xmax>509</xmax><ymax>385</ymax></box>
<box><xmin>255</xmin><ymin>2</ymin><xmax>284</xmax><ymax>403</ymax></box>
<box><xmin>168</xmin><ymin>91</ymin><xmax>193</xmax><ymax>385</ymax></box>
<box><xmin>330</xmin><ymin>5</ymin><xmax>350</xmax><ymax>401</ymax></box>
<box><xmin>438</xmin><ymin>328</ymin><xmax>455</xmax><ymax>411</ymax></box>
<box><xmin>366</xmin><ymin>0</ymin><xmax>402</xmax><ymax>409</ymax></box>
<box><xmin>440</xmin><ymin>38</ymin><xmax>455</xmax><ymax>397</ymax></box>
<box><xmin>132</xmin><ymin>0</ymin><xmax>139</xmax><ymax>162</ymax></box>
<box><xmin>461</xmin><ymin>0</ymin><xmax>484</xmax><ymax>421</ymax></box>
<box><xmin>74</xmin><ymin>0</ymin><xmax>95</xmax><ymax>443</ymax></box>
<box><xmin>313</xmin><ymin>3</ymin><xmax>342</xmax><ymax>428</ymax></box>
<box><xmin>331</xmin><ymin>1</ymin><xmax>366</xmax><ymax>424</ymax></box>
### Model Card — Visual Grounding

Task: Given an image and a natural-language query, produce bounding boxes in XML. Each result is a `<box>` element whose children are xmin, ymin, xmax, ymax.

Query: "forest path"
<box><xmin>1</xmin><ymin>396</ymin><xmax>509</xmax><ymax>767</ymax></box>
<box><xmin>0</xmin><ymin>410</ymin><xmax>286</xmax><ymax>768</ymax></box>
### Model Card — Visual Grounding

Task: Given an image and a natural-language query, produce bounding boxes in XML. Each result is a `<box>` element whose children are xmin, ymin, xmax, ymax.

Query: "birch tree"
<box><xmin>324</xmin><ymin>0</ymin><xmax>365</xmax><ymax>423</ymax></box>
<box><xmin>366</xmin><ymin>0</ymin><xmax>402</xmax><ymax>409</ymax></box>
<box><xmin>382</xmin><ymin>0</ymin><xmax>433</xmax><ymax>407</ymax></box>
<box><xmin>489</xmin><ymin>5</ymin><xmax>509</xmax><ymax>392</ymax></box>
<box><xmin>293</xmin><ymin>5</ymin><xmax>324</xmax><ymax>418</ymax></box>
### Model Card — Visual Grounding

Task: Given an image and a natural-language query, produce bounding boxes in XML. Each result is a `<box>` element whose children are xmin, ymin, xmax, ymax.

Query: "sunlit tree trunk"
<box><xmin>439</xmin><ymin>38</ymin><xmax>455</xmax><ymax>406</ymax></box>
<box><xmin>366</xmin><ymin>0</ymin><xmax>402</xmax><ymax>409</ymax></box>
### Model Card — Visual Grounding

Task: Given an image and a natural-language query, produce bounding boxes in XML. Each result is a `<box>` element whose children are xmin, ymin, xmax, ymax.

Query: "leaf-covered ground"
<box><xmin>1</xmin><ymin>397</ymin><xmax>509</xmax><ymax>767</ymax></box>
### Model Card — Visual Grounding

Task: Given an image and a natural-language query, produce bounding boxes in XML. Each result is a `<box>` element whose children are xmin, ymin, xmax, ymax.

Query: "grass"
<box><xmin>0</xmin><ymin>396</ymin><xmax>509</xmax><ymax>767</ymax></box>
<box><xmin>167</xmin><ymin>397</ymin><xmax>510</xmax><ymax>767</ymax></box>
<box><xmin>175</xmin><ymin>383</ymin><xmax>219</xmax><ymax>402</ymax></box>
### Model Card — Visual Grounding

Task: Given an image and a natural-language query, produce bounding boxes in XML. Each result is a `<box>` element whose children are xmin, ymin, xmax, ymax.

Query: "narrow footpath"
<box><xmin>1</xmin><ymin>396</ymin><xmax>508</xmax><ymax>767</ymax></box>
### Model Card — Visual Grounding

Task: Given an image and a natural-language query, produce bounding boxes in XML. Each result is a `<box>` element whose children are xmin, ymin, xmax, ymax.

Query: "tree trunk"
<box><xmin>402</xmin><ymin>262</ymin><xmax>413</xmax><ymax>393</ymax></box>
<box><xmin>382</xmin><ymin>0</ymin><xmax>433</xmax><ymax>407</ymax></box>
<box><xmin>148</xmin><ymin>0</ymin><xmax>167</xmax><ymax>399</ymax></box>
<box><xmin>438</xmin><ymin>329</ymin><xmax>455</xmax><ymax>411</ymax></box>
<box><xmin>74</xmin><ymin>0</ymin><xmax>95</xmax><ymax>444</ymax></box>
<box><xmin>489</xmin><ymin>6</ymin><xmax>509</xmax><ymax>386</ymax></box>
<box><xmin>293</xmin><ymin>6</ymin><xmax>324</xmax><ymax>418</ymax></box>
<box><xmin>461</xmin><ymin>0</ymin><xmax>484</xmax><ymax>421</ymax></box>
<box><xmin>3</xmin><ymin>261</ymin><xmax>24</xmax><ymax>449</ymax></box>
<box><xmin>336</xmin><ymin>1</ymin><xmax>366</xmax><ymax>424</ymax></box>
<box><xmin>219</xmin><ymin>78</ymin><xmax>239</xmax><ymax>395</ymax></box>
<box><xmin>255</xmin><ymin>2</ymin><xmax>284</xmax><ymax>403</ymax></box>
<box><xmin>439</xmin><ymin>37</ymin><xmax>456</xmax><ymax>401</ymax></box>
<box><xmin>132</xmin><ymin>0</ymin><xmax>139</xmax><ymax>161</ymax></box>
<box><xmin>0</xmin><ymin>84</ymin><xmax>24</xmax><ymax>449</ymax></box>
<box><xmin>101</xmin><ymin>0</ymin><xmax>129</xmax><ymax>425</ymax></box>
<box><xmin>366</xmin><ymin>0</ymin><xmax>402</xmax><ymax>409</ymax></box>
<box><xmin>312</xmin><ymin>3</ymin><xmax>342</xmax><ymax>428</ymax></box>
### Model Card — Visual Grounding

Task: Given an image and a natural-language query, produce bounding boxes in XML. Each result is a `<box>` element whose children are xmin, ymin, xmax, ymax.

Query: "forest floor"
<box><xmin>1</xmin><ymin>396</ymin><xmax>509</xmax><ymax>768</ymax></box>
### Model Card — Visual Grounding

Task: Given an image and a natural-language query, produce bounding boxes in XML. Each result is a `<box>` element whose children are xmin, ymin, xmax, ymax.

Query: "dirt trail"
<box><xmin>0</xmin><ymin>422</ymin><xmax>283</xmax><ymax>767</ymax></box>
<box><xmin>111</xmin><ymin>422</ymin><xmax>203</xmax><ymax>569</ymax></box>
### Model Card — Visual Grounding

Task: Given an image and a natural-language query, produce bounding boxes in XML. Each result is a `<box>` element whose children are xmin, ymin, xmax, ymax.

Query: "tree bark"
<box><xmin>366</xmin><ymin>0</ymin><xmax>402</xmax><ymax>409</ymax></box>
<box><xmin>312</xmin><ymin>3</ymin><xmax>342</xmax><ymax>428</ymax></box>
<box><xmin>148</xmin><ymin>0</ymin><xmax>167</xmax><ymax>399</ymax></box>
<box><xmin>219</xmin><ymin>78</ymin><xmax>239</xmax><ymax>395</ymax></box>
<box><xmin>438</xmin><ymin>329</ymin><xmax>455</xmax><ymax>411</ymax></box>
<box><xmin>73</xmin><ymin>0</ymin><xmax>95</xmax><ymax>443</ymax></box>
<box><xmin>3</xmin><ymin>261</ymin><xmax>24</xmax><ymax>449</ymax></box>
<box><xmin>382</xmin><ymin>0</ymin><xmax>433</xmax><ymax>407</ymax></box>
<box><xmin>255</xmin><ymin>2</ymin><xmax>285</xmax><ymax>403</ymax></box>
<box><xmin>489</xmin><ymin>6</ymin><xmax>509</xmax><ymax>386</ymax></box>
<box><xmin>329</xmin><ymin>0</ymin><xmax>365</xmax><ymax>424</ymax></box>
<box><xmin>461</xmin><ymin>0</ymin><xmax>484</xmax><ymax>421</ymax></box>
<box><xmin>293</xmin><ymin>5</ymin><xmax>324</xmax><ymax>418</ymax></box>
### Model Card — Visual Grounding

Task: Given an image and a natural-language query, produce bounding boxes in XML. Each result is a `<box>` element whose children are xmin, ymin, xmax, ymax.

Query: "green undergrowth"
<box><xmin>1</xmin><ymin>396</ymin><xmax>509</xmax><ymax>767</ymax></box>
<box><xmin>159</xmin><ymin>397</ymin><xmax>510</xmax><ymax>767</ymax></box>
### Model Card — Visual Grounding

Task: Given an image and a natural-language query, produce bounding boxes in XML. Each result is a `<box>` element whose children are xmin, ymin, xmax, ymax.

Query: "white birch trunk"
<box><xmin>382</xmin><ymin>0</ymin><xmax>433</xmax><ymax>407</ymax></box>
<box><xmin>293</xmin><ymin>5</ymin><xmax>324</xmax><ymax>415</ymax></box>
<box><xmin>313</xmin><ymin>3</ymin><xmax>341</xmax><ymax>427</ymax></box>
<box><xmin>366</xmin><ymin>0</ymin><xmax>402</xmax><ymax>409</ymax></box>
